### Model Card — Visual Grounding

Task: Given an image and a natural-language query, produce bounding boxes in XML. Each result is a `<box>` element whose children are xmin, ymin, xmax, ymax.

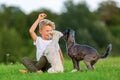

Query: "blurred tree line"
<box><xmin>0</xmin><ymin>0</ymin><xmax>120</xmax><ymax>64</ymax></box>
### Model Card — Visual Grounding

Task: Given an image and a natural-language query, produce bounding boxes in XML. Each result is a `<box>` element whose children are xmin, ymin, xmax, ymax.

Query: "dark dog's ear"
<box><xmin>62</xmin><ymin>28</ymin><xmax>74</xmax><ymax>36</ymax></box>
<box><xmin>68</xmin><ymin>28</ymin><xmax>70</xmax><ymax>31</ymax></box>
<box><xmin>67</xmin><ymin>28</ymin><xmax>73</xmax><ymax>32</ymax></box>
<box><xmin>62</xmin><ymin>29</ymin><xmax>69</xmax><ymax>35</ymax></box>
<box><xmin>62</xmin><ymin>31</ymin><xmax>66</xmax><ymax>35</ymax></box>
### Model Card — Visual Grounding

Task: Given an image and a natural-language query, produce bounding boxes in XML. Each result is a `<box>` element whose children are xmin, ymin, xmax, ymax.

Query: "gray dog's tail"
<box><xmin>100</xmin><ymin>44</ymin><xmax>112</xmax><ymax>59</ymax></box>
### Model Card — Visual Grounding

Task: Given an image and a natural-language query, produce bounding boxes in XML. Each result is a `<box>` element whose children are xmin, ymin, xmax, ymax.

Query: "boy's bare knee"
<box><xmin>21</xmin><ymin>57</ymin><xmax>30</xmax><ymax>63</ymax></box>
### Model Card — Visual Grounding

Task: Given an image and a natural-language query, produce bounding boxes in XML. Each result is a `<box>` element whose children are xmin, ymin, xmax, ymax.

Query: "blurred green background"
<box><xmin>0</xmin><ymin>0</ymin><xmax>120</xmax><ymax>64</ymax></box>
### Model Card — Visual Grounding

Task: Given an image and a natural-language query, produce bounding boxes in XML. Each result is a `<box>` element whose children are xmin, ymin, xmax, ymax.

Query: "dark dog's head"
<box><xmin>62</xmin><ymin>29</ymin><xmax>75</xmax><ymax>42</ymax></box>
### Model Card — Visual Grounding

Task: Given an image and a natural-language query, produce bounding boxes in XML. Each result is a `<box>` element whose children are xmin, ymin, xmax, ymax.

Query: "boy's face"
<box><xmin>39</xmin><ymin>25</ymin><xmax>53</xmax><ymax>40</ymax></box>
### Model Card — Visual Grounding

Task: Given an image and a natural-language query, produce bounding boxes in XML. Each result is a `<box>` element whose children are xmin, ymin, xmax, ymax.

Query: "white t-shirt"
<box><xmin>34</xmin><ymin>37</ymin><xmax>52</xmax><ymax>61</ymax></box>
<box><xmin>34</xmin><ymin>37</ymin><xmax>60</xmax><ymax>61</ymax></box>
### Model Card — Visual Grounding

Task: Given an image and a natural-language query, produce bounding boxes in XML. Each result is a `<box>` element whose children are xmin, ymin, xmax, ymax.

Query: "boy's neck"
<box><xmin>42</xmin><ymin>37</ymin><xmax>51</xmax><ymax>40</ymax></box>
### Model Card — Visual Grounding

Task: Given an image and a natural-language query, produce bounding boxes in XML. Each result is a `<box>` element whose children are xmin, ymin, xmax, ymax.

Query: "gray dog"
<box><xmin>62</xmin><ymin>29</ymin><xmax>112</xmax><ymax>72</ymax></box>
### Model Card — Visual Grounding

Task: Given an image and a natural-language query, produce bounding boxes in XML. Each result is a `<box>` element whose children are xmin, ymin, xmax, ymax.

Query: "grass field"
<box><xmin>0</xmin><ymin>57</ymin><xmax>120</xmax><ymax>80</ymax></box>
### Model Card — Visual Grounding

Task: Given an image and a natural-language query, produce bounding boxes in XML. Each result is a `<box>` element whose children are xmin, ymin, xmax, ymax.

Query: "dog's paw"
<box><xmin>79</xmin><ymin>69</ymin><xmax>87</xmax><ymax>72</ymax></box>
<box><xmin>71</xmin><ymin>69</ymin><xmax>78</xmax><ymax>72</ymax></box>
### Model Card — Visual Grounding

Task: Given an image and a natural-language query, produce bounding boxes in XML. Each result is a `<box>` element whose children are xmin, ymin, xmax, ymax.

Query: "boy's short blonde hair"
<box><xmin>39</xmin><ymin>19</ymin><xmax>55</xmax><ymax>30</ymax></box>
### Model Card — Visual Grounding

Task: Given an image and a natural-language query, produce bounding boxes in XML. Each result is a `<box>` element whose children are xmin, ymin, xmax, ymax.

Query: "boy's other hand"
<box><xmin>38</xmin><ymin>13</ymin><xmax>47</xmax><ymax>20</ymax></box>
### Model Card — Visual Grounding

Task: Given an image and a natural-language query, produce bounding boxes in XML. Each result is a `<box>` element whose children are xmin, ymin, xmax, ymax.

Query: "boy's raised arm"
<box><xmin>29</xmin><ymin>13</ymin><xmax>47</xmax><ymax>41</ymax></box>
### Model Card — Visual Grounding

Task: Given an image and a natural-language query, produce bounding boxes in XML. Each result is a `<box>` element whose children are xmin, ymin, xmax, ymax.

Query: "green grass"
<box><xmin>0</xmin><ymin>57</ymin><xmax>120</xmax><ymax>80</ymax></box>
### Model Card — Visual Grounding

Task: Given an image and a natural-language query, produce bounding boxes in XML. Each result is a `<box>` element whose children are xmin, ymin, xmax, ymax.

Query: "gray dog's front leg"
<box><xmin>72</xmin><ymin>58</ymin><xmax>80</xmax><ymax>71</ymax></box>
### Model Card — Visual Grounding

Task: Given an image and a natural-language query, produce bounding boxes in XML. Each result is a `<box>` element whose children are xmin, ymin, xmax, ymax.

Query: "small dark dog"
<box><xmin>63</xmin><ymin>29</ymin><xmax>112</xmax><ymax>72</ymax></box>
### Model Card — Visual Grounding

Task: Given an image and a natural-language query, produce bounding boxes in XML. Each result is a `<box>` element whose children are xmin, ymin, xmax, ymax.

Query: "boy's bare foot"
<box><xmin>19</xmin><ymin>69</ymin><xmax>28</xmax><ymax>73</ymax></box>
<box><xmin>37</xmin><ymin>70</ymin><xmax>43</xmax><ymax>74</ymax></box>
<box><xmin>19</xmin><ymin>69</ymin><xmax>43</xmax><ymax>74</ymax></box>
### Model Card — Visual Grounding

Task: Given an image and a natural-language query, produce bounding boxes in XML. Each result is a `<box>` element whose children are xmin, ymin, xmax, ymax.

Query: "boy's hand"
<box><xmin>38</xmin><ymin>13</ymin><xmax>47</xmax><ymax>20</ymax></box>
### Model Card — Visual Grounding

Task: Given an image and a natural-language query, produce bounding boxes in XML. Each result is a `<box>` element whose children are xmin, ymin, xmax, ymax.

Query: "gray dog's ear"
<box><xmin>62</xmin><ymin>31</ymin><xmax>66</xmax><ymax>35</ymax></box>
<box><xmin>68</xmin><ymin>29</ymin><xmax>71</xmax><ymax>32</ymax></box>
<box><xmin>62</xmin><ymin>29</ymin><xmax>69</xmax><ymax>35</ymax></box>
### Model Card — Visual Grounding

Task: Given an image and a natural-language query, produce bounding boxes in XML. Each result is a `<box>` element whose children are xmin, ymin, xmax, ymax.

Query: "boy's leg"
<box><xmin>42</xmin><ymin>60</ymin><xmax>51</xmax><ymax>72</ymax></box>
<box><xmin>36</xmin><ymin>56</ymin><xmax>51</xmax><ymax>72</ymax></box>
<box><xmin>22</xmin><ymin>57</ymin><xmax>38</xmax><ymax>72</ymax></box>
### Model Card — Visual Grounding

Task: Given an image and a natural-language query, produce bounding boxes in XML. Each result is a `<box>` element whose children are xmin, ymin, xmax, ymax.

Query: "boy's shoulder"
<box><xmin>36</xmin><ymin>36</ymin><xmax>52</xmax><ymax>43</ymax></box>
<box><xmin>37</xmin><ymin>36</ymin><xmax>42</xmax><ymax>40</ymax></box>
<box><xmin>34</xmin><ymin>36</ymin><xmax>42</xmax><ymax>45</ymax></box>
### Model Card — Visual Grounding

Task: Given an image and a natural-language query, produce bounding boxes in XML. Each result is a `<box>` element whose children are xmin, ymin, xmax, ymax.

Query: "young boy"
<box><xmin>20</xmin><ymin>13</ymin><xmax>64</xmax><ymax>73</ymax></box>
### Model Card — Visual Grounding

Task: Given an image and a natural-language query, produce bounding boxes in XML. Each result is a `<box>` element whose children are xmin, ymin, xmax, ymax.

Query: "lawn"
<box><xmin>0</xmin><ymin>57</ymin><xmax>120</xmax><ymax>80</ymax></box>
